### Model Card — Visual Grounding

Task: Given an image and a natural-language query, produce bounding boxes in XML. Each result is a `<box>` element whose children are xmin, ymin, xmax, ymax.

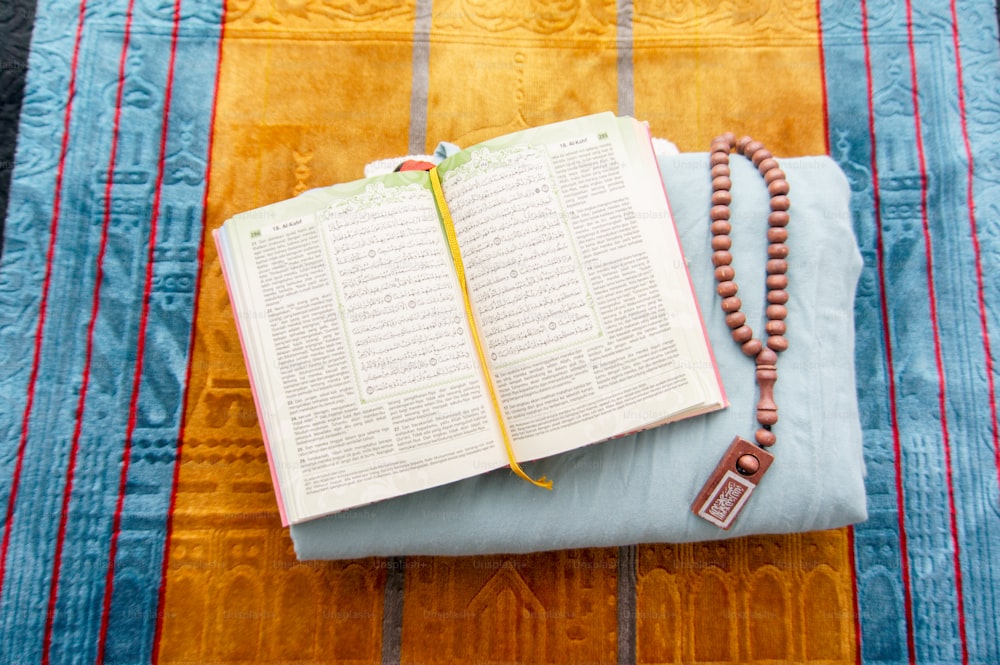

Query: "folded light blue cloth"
<box><xmin>291</xmin><ymin>153</ymin><xmax>867</xmax><ymax>559</ymax></box>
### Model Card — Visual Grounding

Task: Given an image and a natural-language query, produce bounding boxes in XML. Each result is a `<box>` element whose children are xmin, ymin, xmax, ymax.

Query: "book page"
<box><xmin>218</xmin><ymin>173</ymin><xmax>507</xmax><ymax>523</ymax></box>
<box><xmin>438</xmin><ymin>113</ymin><xmax>724</xmax><ymax>461</ymax></box>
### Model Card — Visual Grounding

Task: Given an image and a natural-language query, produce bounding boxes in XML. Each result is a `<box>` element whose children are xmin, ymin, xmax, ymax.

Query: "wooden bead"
<box><xmin>711</xmin><ymin>220</ymin><xmax>732</xmax><ymax>235</ymax></box>
<box><xmin>712</xmin><ymin>236</ymin><xmax>732</xmax><ymax>251</ymax></box>
<box><xmin>770</xmin><ymin>195</ymin><xmax>791</xmax><ymax>211</ymax></box>
<box><xmin>767</xmin><ymin>335</ymin><xmax>789</xmax><ymax>352</ymax></box>
<box><xmin>766</xmin><ymin>273</ymin><xmax>788</xmax><ymax>289</ymax></box>
<box><xmin>719</xmin><ymin>132</ymin><xmax>736</xmax><ymax>145</ymax></box>
<box><xmin>755</xmin><ymin>429</ymin><xmax>777</xmax><ymax>447</ymax></box>
<box><xmin>737</xmin><ymin>136</ymin><xmax>753</xmax><ymax>152</ymax></box>
<box><xmin>751</xmin><ymin>149</ymin><xmax>773</xmax><ymax>167</ymax></box>
<box><xmin>710</xmin><ymin>151</ymin><xmax>730</xmax><ymax>166</ymax></box>
<box><xmin>768</xmin><ymin>211</ymin><xmax>790</xmax><ymax>227</ymax></box>
<box><xmin>757</xmin><ymin>157</ymin><xmax>779</xmax><ymax>174</ymax></box>
<box><xmin>767</xmin><ymin>289</ymin><xmax>789</xmax><ymax>304</ymax></box>
<box><xmin>711</xmin><ymin>136</ymin><xmax>732</xmax><ymax>150</ymax></box>
<box><xmin>756</xmin><ymin>347</ymin><xmax>778</xmax><ymax>365</ymax></box>
<box><xmin>767</xmin><ymin>243</ymin><xmax>789</xmax><ymax>259</ymax></box>
<box><xmin>764</xmin><ymin>167</ymin><xmax>786</xmax><ymax>184</ymax></box>
<box><xmin>766</xmin><ymin>259</ymin><xmax>788</xmax><ymax>274</ymax></box>
<box><xmin>767</xmin><ymin>227</ymin><xmax>788</xmax><ymax>243</ymax></box>
<box><xmin>720</xmin><ymin>296</ymin><xmax>742</xmax><ymax>313</ymax></box>
<box><xmin>711</xmin><ymin>190</ymin><xmax>732</xmax><ymax>206</ymax></box>
<box><xmin>767</xmin><ymin>179</ymin><xmax>790</xmax><ymax>196</ymax></box>
<box><xmin>741</xmin><ymin>339</ymin><xmax>763</xmax><ymax>356</ymax></box>
<box><xmin>731</xmin><ymin>325</ymin><xmax>753</xmax><ymax>343</ymax></box>
<box><xmin>743</xmin><ymin>140</ymin><xmax>764</xmax><ymax>157</ymax></box>
<box><xmin>736</xmin><ymin>453</ymin><xmax>761</xmax><ymax>475</ymax></box>
<box><xmin>712</xmin><ymin>251</ymin><xmax>733</xmax><ymax>266</ymax></box>
<box><xmin>725</xmin><ymin>311</ymin><xmax>746</xmax><ymax>328</ymax></box>
<box><xmin>716</xmin><ymin>280</ymin><xmax>738</xmax><ymax>297</ymax></box>
<box><xmin>765</xmin><ymin>320</ymin><xmax>786</xmax><ymax>335</ymax></box>
<box><xmin>711</xmin><ymin>164</ymin><xmax>731</xmax><ymax>178</ymax></box>
<box><xmin>715</xmin><ymin>265</ymin><xmax>736</xmax><ymax>281</ymax></box>
<box><xmin>712</xmin><ymin>176</ymin><xmax>732</xmax><ymax>191</ymax></box>
<box><xmin>710</xmin><ymin>205</ymin><xmax>731</xmax><ymax>221</ymax></box>
<box><xmin>766</xmin><ymin>304</ymin><xmax>787</xmax><ymax>320</ymax></box>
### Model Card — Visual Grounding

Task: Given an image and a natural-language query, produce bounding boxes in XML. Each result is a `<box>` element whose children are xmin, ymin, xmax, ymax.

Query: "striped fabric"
<box><xmin>0</xmin><ymin>1</ymin><xmax>996</xmax><ymax>664</ymax></box>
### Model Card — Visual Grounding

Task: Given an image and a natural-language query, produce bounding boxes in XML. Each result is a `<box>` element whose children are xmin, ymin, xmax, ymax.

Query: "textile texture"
<box><xmin>1</xmin><ymin>1</ymin><xmax>998</xmax><ymax>664</ymax></box>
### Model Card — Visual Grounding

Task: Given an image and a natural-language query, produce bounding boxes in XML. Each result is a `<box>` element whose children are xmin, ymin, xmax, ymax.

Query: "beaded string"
<box><xmin>709</xmin><ymin>133</ymin><xmax>789</xmax><ymax>468</ymax></box>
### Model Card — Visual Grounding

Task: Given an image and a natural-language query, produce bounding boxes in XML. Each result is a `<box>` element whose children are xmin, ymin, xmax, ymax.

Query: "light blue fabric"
<box><xmin>291</xmin><ymin>153</ymin><xmax>867</xmax><ymax>559</ymax></box>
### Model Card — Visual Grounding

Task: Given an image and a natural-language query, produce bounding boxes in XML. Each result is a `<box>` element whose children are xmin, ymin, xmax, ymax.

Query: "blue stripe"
<box><xmin>0</xmin><ymin>2</ymin><xmax>220</xmax><ymax>662</ymax></box>
<box><xmin>822</xmin><ymin>1</ymin><xmax>1000</xmax><ymax>663</ymax></box>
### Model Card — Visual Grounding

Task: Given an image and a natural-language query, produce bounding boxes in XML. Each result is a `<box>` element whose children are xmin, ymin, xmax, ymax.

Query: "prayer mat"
<box><xmin>1</xmin><ymin>1</ymin><xmax>998</xmax><ymax>663</ymax></box>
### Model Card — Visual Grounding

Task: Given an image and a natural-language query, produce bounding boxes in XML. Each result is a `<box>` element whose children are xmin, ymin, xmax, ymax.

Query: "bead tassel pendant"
<box><xmin>692</xmin><ymin>134</ymin><xmax>789</xmax><ymax>530</ymax></box>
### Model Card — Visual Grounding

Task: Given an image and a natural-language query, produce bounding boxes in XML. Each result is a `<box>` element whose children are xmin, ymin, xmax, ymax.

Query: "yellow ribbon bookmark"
<box><xmin>428</xmin><ymin>167</ymin><xmax>553</xmax><ymax>490</ymax></box>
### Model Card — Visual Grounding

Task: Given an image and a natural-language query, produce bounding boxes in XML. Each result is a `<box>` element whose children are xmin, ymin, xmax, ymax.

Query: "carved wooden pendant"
<box><xmin>691</xmin><ymin>436</ymin><xmax>774</xmax><ymax>529</ymax></box>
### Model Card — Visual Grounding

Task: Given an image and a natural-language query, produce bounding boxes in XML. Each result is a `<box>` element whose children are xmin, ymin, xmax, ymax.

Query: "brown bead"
<box><xmin>743</xmin><ymin>140</ymin><xmax>764</xmax><ymax>158</ymax></box>
<box><xmin>711</xmin><ymin>189</ymin><xmax>732</xmax><ymax>206</ymax></box>
<box><xmin>712</xmin><ymin>176</ymin><xmax>732</xmax><ymax>191</ymax></box>
<box><xmin>764</xmin><ymin>167</ymin><xmax>786</xmax><ymax>184</ymax></box>
<box><xmin>767</xmin><ymin>243</ymin><xmax>789</xmax><ymax>259</ymax></box>
<box><xmin>765</xmin><ymin>320</ymin><xmax>786</xmax><ymax>335</ymax></box>
<box><xmin>719</xmin><ymin>132</ymin><xmax>736</xmax><ymax>145</ymax></box>
<box><xmin>757</xmin><ymin>157</ymin><xmax>779</xmax><ymax>174</ymax></box>
<box><xmin>755</xmin><ymin>429</ymin><xmax>777</xmax><ymax>447</ymax></box>
<box><xmin>770</xmin><ymin>195</ymin><xmax>790</xmax><ymax>211</ymax></box>
<box><xmin>767</xmin><ymin>227</ymin><xmax>788</xmax><ymax>243</ymax></box>
<box><xmin>755</xmin><ymin>347</ymin><xmax>778</xmax><ymax>365</ymax></box>
<box><xmin>712</xmin><ymin>250</ymin><xmax>733</xmax><ymax>266</ymax></box>
<box><xmin>766</xmin><ymin>259</ymin><xmax>788</xmax><ymax>274</ymax></box>
<box><xmin>768</xmin><ymin>179</ymin><xmax>790</xmax><ymax>196</ymax></box>
<box><xmin>715</xmin><ymin>265</ymin><xmax>736</xmax><ymax>282</ymax></box>
<box><xmin>768</xmin><ymin>211</ymin><xmax>790</xmax><ymax>227</ymax></box>
<box><xmin>767</xmin><ymin>335</ymin><xmax>789</xmax><ymax>352</ymax></box>
<box><xmin>716</xmin><ymin>280</ymin><xmax>738</xmax><ymax>297</ymax></box>
<box><xmin>712</xmin><ymin>235</ymin><xmax>732</xmax><ymax>251</ymax></box>
<box><xmin>737</xmin><ymin>136</ymin><xmax>753</xmax><ymax>152</ymax></box>
<box><xmin>751</xmin><ymin>149</ymin><xmax>773</xmax><ymax>167</ymax></box>
<box><xmin>736</xmin><ymin>453</ymin><xmax>761</xmax><ymax>475</ymax></box>
<box><xmin>766</xmin><ymin>273</ymin><xmax>788</xmax><ymax>289</ymax></box>
<box><xmin>720</xmin><ymin>296</ymin><xmax>742</xmax><ymax>313</ymax></box>
<box><xmin>709</xmin><ymin>151</ymin><xmax>730</xmax><ymax>167</ymax></box>
<box><xmin>711</xmin><ymin>220</ymin><xmax>732</xmax><ymax>235</ymax></box>
<box><xmin>711</xmin><ymin>164</ymin><xmax>731</xmax><ymax>178</ymax></box>
<box><xmin>766</xmin><ymin>304</ymin><xmax>787</xmax><ymax>320</ymax></box>
<box><xmin>731</xmin><ymin>325</ymin><xmax>753</xmax><ymax>343</ymax></box>
<box><xmin>725</xmin><ymin>311</ymin><xmax>746</xmax><ymax>328</ymax></box>
<box><xmin>767</xmin><ymin>289</ymin><xmax>789</xmax><ymax>304</ymax></box>
<box><xmin>741</xmin><ymin>339</ymin><xmax>763</xmax><ymax>357</ymax></box>
<box><xmin>710</xmin><ymin>205</ymin><xmax>731</xmax><ymax>221</ymax></box>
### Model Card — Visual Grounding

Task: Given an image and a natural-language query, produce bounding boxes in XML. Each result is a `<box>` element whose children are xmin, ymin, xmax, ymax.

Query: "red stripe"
<box><xmin>95</xmin><ymin>1</ymin><xmax>183</xmax><ymax>660</ymax></box>
<box><xmin>860</xmin><ymin>2</ymin><xmax>916</xmax><ymax>661</ymax></box>
<box><xmin>904</xmin><ymin>3</ymin><xmax>968</xmax><ymax>663</ymax></box>
<box><xmin>814</xmin><ymin>0</ymin><xmax>831</xmax><ymax>156</ymax></box>
<box><xmin>0</xmin><ymin>0</ymin><xmax>89</xmax><ymax>602</ymax></box>
<box><xmin>150</xmin><ymin>4</ymin><xmax>228</xmax><ymax>658</ymax></box>
<box><xmin>39</xmin><ymin>4</ymin><xmax>136</xmax><ymax>662</ymax></box>
<box><xmin>847</xmin><ymin>526</ymin><xmax>862</xmax><ymax>665</ymax></box>
<box><xmin>950</xmin><ymin>0</ymin><xmax>1000</xmax><ymax>500</ymax></box>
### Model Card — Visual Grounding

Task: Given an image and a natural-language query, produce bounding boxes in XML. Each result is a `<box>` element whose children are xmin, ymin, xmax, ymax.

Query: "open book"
<box><xmin>215</xmin><ymin>112</ymin><xmax>726</xmax><ymax>525</ymax></box>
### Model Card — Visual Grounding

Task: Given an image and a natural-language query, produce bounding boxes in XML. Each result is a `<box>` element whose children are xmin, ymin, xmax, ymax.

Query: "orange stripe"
<box><xmin>155</xmin><ymin>3</ymin><xmax>420</xmax><ymax>661</ymax></box>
